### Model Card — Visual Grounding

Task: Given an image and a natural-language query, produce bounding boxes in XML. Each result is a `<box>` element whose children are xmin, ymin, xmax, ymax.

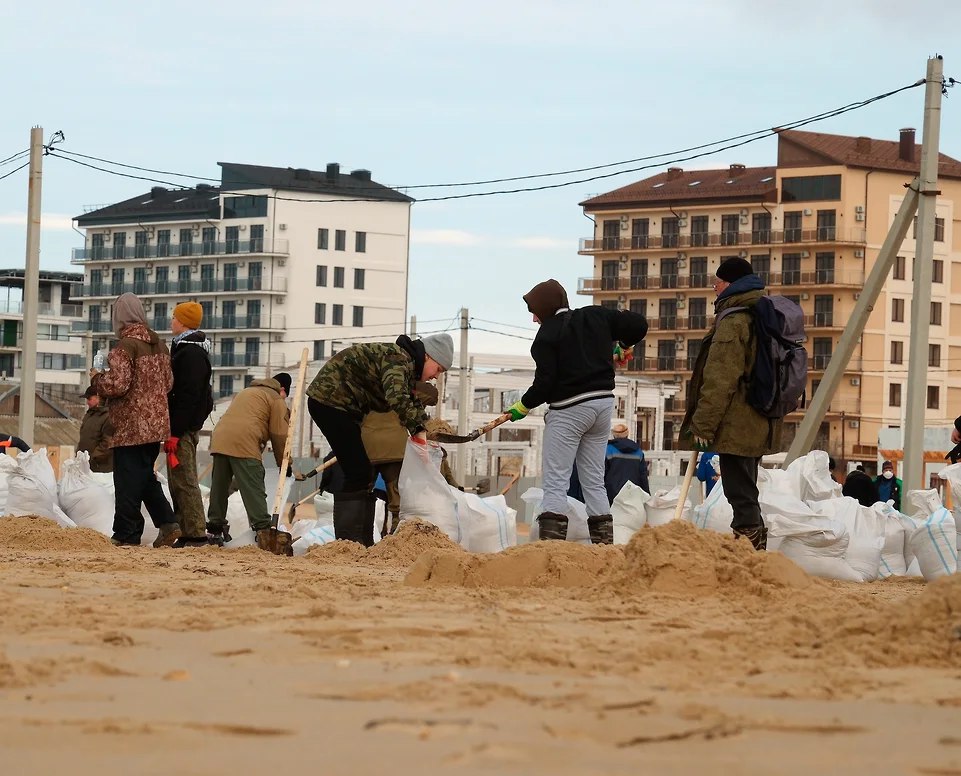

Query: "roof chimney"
<box><xmin>728</xmin><ymin>163</ymin><xmax>746</xmax><ymax>177</ymax></box>
<box><xmin>325</xmin><ymin>162</ymin><xmax>340</xmax><ymax>181</ymax></box>
<box><xmin>293</xmin><ymin>168</ymin><xmax>310</xmax><ymax>181</ymax></box>
<box><xmin>350</xmin><ymin>169</ymin><xmax>372</xmax><ymax>181</ymax></box>
<box><xmin>666</xmin><ymin>166</ymin><xmax>683</xmax><ymax>180</ymax></box>
<box><xmin>150</xmin><ymin>186</ymin><xmax>166</xmax><ymax>198</ymax></box>
<box><xmin>899</xmin><ymin>128</ymin><xmax>916</xmax><ymax>162</ymax></box>
<box><xmin>855</xmin><ymin>136</ymin><xmax>872</xmax><ymax>154</ymax></box>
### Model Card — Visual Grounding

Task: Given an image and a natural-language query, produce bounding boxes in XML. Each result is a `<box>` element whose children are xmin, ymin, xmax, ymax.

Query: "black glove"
<box><xmin>285</xmin><ymin>463</ymin><xmax>293</xmax><ymax>478</ymax></box>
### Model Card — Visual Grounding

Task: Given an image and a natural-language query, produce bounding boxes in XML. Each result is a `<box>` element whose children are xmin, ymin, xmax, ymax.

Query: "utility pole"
<box><xmin>19</xmin><ymin>127</ymin><xmax>43</xmax><ymax>447</ymax></box>
<box><xmin>903</xmin><ymin>55</ymin><xmax>944</xmax><ymax>492</ymax></box>
<box><xmin>455</xmin><ymin>307</ymin><xmax>469</xmax><ymax>482</ymax></box>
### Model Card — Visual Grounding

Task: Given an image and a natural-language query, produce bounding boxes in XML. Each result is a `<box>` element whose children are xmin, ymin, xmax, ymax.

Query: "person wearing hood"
<box><xmin>509</xmin><ymin>279</ymin><xmax>648</xmax><ymax>545</ymax></box>
<box><xmin>679</xmin><ymin>257</ymin><xmax>780</xmax><ymax>551</ymax></box>
<box><xmin>306</xmin><ymin>333</ymin><xmax>452</xmax><ymax>546</ymax></box>
<box><xmin>874</xmin><ymin>460</ymin><xmax>903</xmax><ymax>510</ymax></box>
<box><xmin>206</xmin><ymin>373</ymin><xmax>292</xmax><ymax>554</ymax></box>
<box><xmin>165</xmin><ymin>302</ymin><xmax>214</xmax><ymax>547</ymax></box>
<box><xmin>843</xmin><ymin>468</ymin><xmax>881</xmax><ymax>507</ymax></box>
<box><xmin>604</xmin><ymin>423</ymin><xmax>651</xmax><ymax>501</ymax></box>
<box><xmin>89</xmin><ymin>293</ymin><xmax>180</xmax><ymax>547</ymax></box>
<box><xmin>77</xmin><ymin>385</ymin><xmax>114</xmax><ymax>472</ymax></box>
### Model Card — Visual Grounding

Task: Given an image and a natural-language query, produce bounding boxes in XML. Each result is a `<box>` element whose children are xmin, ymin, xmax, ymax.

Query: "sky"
<box><xmin>2</xmin><ymin>0</ymin><xmax>960</xmax><ymax>356</ymax></box>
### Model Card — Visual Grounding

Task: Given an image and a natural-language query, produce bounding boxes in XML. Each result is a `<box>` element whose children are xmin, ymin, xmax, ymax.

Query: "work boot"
<box><xmin>587</xmin><ymin>515</ymin><xmax>614</xmax><ymax>545</ymax></box>
<box><xmin>172</xmin><ymin>536</ymin><xmax>214</xmax><ymax>548</ymax></box>
<box><xmin>536</xmin><ymin>512</ymin><xmax>569</xmax><ymax>541</ymax></box>
<box><xmin>333</xmin><ymin>490</ymin><xmax>376</xmax><ymax>547</ymax></box>
<box><xmin>206</xmin><ymin>520</ymin><xmax>232</xmax><ymax>546</ymax></box>
<box><xmin>733</xmin><ymin>525</ymin><xmax>768</xmax><ymax>551</ymax></box>
<box><xmin>153</xmin><ymin>522</ymin><xmax>183</xmax><ymax>549</ymax></box>
<box><xmin>255</xmin><ymin>528</ymin><xmax>294</xmax><ymax>557</ymax></box>
<box><xmin>389</xmin><ymin>511</ymin><xmax>400</xmax><ymax>535</ymax></box>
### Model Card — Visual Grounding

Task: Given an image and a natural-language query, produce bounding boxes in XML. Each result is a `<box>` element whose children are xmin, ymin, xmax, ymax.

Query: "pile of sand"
<box><xmin>405</xmin><ymin>541</ymin><xmax>622</xmax><ymax>588</ymax></box>
<box><xmin>306</xmin><ymin>520</ymin><xmax>462</xmax><ymax>568</ymax></box>
<box><xmin>0</xmin><ymin>516</ymin><xmax>113</xmax><ymax>551</ymax></box>
<box><xmin>612</xmin><ymin>520</ymin><xmax>814</xmax><ymax>597</ymax></box>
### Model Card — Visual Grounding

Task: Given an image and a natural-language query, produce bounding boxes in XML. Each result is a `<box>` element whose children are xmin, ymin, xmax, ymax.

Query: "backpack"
<box><xmin>716</xmin><ymin>296</ymin><xmax>808</xmax><ymax>418</ymax></box>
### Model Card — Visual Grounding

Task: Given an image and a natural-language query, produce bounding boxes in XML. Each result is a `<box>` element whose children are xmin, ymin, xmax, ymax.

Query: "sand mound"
<box><xmin>0</xmin><ymin>515</ymin><xmax>113</xmax><ymax>551</ymax></box>
<box><xmin>306</xmin><ymin>539</ymin><xmax>368</xmax><ymax>563</ymax></box>
<box><xmin>612</xmin><ymin>520</ymin><xmax>814</xmax><ymax>597</ymax></box>
<box><xmin>305</xmin><ymin>520</ymin><xmax>461</xmax><ymax>568</ymax></box>
<box><xmin>405</xmin><ymin>541</ymin><xmax>623</xmax><ymax>588</ymax></box>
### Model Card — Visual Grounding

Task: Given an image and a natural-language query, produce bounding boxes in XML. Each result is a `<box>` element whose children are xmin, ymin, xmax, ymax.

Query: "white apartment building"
<box><xmin>0</xmin><ymin>269</ymin><xmax>85</xmax><ymax>399</ymax></box>
<box><xmin>72</xmin><ymin>162</ymin><xmax>413</xmax><ymax>398</ymax></box>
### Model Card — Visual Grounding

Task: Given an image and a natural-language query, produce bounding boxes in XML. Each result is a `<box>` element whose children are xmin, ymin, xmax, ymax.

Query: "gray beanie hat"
<box><xmin>420</xmin><ymin>333</ymin><xmax>454</xmax><ymax>371</ymax></box>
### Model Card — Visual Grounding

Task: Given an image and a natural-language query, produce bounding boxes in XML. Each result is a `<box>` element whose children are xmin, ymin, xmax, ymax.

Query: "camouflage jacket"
<box><xmin>307</xmin><ymin>340</ymin><xmax>428</xmax><ymax>433</ymax></box>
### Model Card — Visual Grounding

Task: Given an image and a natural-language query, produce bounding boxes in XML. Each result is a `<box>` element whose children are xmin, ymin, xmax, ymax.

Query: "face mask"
<box><xmin>882</xmin><ymin>471</ymin><xmax>893</xmax><ymax>480</ymax></box>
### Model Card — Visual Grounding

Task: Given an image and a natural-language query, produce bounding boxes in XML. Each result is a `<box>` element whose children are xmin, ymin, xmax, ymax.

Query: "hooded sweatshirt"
<box><xmin>168</xmin><ymin>330</ymin><xmax>214</xmax><ymax>437</ymax></box>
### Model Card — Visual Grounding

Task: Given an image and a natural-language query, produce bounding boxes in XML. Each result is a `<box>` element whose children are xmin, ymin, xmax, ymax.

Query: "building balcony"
<box><xmin>0</xmin><ymin>300</ymin><xmax>84</xmax><ymax>318</ymax></box>
<box><xmin>803</xmin><ymin>313</ymin><xmax>845</xmax><ymax>330</ymax></box>
<box><xmin>769</xmin><ymin>271</ymin><xmax>864</xmax><ymax>288</ymax></box>
<box><xmin>809</xmin><ymin>356</ymin><xmax>863</xmax><ymax>372</ymax></box>
<box><xmin>76</xmin><ymin>277</ymin><xmax>287</xmax><ymax>298</ymax></box>
<box><xmin>578</xmin><ymin>275</ymin><xmax>713</xmax><ymax>294</ymax></box>
<box><xmin>72</xmin><ymin>314</ymin><xmax>286</xmax><ymax>334</ymax></box>
<box><xmin>71</xmin><ymin>238</ymin><xmax>290</xmax><ymax>264</ymax></box>
<box><xmin>578</xmin><ymin>227</ymin><xmax>866</xmax><ymax>254</ymax></box>
<box><xmin>210</xmin><ymin>352</ymin><xmax>288</xmax><ymax>370</ymax></box>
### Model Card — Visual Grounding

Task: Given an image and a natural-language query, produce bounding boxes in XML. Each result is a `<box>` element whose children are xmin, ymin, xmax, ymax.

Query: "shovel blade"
<box><xmin>426</xmin><ymin>430</ymin><xmax>477</xmax><ymax>444</ymax></box>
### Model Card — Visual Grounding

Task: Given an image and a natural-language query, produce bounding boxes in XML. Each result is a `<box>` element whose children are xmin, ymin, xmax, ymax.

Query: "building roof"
<box><xmin>580</xmin><ymin>165</ymin><xmax>778</xmax><ymax>209</ymax></box>
<box><xmin>0</xmin><ymin>269</ymin><xmax>83</xmax><ymax>288</ymax></box>
<box><xmin>776</xmin><ymin>128</ymin><xmax>961</xmax><ymax>179</ymax></box>
<box><xmin>76</xmin><ymin>185</ymin><xmax>222</xmax><ymax>226</ymax></box>
<box><xmin>218</xmin><ymin>162</ymin><xmax>414</xmax><ymax>203</ymax></box>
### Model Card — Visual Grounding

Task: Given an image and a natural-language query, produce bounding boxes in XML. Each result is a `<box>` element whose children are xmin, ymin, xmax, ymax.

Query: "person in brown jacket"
<box><xmin>206</xmin><ymin>374</ymin><xmax>291</xmax><ymax>553</ymax></box>
<box><xmin>77</xmin><ymin>385</ymin><xmax>114</xmax><ymax>473</ymax></box>
<box><xmin>89</xmin><ymin>293</ymin><xmax>181</xmax><ymax>547</ymax></box>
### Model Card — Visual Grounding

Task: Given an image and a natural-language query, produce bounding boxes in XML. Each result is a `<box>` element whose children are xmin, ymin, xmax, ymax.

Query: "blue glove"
<box><xmin>507</xmin><ymin>401</ymin><xmax>529</xmax><ymax>422</ymax></box>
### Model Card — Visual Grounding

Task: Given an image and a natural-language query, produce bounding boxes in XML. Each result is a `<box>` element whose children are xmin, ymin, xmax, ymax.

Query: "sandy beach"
<box><xmin>2</xmin><ymin>515</ymin><xmax>960</xmax><ymax>775</ymax></box>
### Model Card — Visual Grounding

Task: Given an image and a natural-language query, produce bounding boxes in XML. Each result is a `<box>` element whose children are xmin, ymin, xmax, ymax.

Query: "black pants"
<box><xmin>718</xmin><ymin>454</ymin><xmax>762</xmax><ymax>532</ymax></box>
<box><xmin>307</xmin><ymin>398</ymin><xmax>373</xmax><ymax>492</ymax></box>
<box><xmin>112</xmin><ymin>442</ymin><xmax>176</xmax><ymax>544</ymax></box>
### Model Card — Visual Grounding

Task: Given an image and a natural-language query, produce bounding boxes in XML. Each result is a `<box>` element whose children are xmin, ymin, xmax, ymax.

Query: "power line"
<box><xmin>469</xmin><ymin>325</ymin><xmax>534</xmax><ymax>342</ymax></box>
<box><xmin>470</xmin><ymin>317</ymin><xmax>538</xmax><ymax>332</ymax></box>
<box><xmin>0</xmin><ymin>149</ymin><xmax>29</xmax><ymax>167</ymax></box>
<box><xmin>54</xmin><ymin>148</ymin><xmax>220</xmax><ymax>182</ymax></box>
<box><xmin>0</xmin><ymin>161</ymin><xmax>30</xmax><ymax>183</ymax></box>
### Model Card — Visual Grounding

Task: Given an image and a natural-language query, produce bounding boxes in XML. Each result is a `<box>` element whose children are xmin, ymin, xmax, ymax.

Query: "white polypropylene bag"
<box><xmin>58</xmin><ymin>453</ymin><xmax>113</xmax><ymax>535</ymax></box>
<box><xmin>645</xmin><ymin>486</ymin><xmax>692</xmax><ymax>526</ymax></box>
<box><xmin>800</xmin><ymin>451</ymin><xmax>843</xmax><ymax>502</ymax></box>
<box><xmin>938</xmin><ymin>463</ymin><xmax>961</xmax><ymax>552</ymax></box>
<box><xmin>454</xmin><ymin>491</ymin><xmax>517</xmax><ymax>553</ymax></box>
<box><xmin>763</xmin><ymin>460</ymin><xmax>804</xmax><ymax>500</ymax></box>
<box><xmin>17</xmin><ymin>449</ymin><xmax>58</xmax><ymax>499</ymax></box>
<box><xmin>521</xmin><ymin>487</ymin><xmax>591</xmax><ymax>544</ymax></box>
<box><xmin>313</xmin><ymin>492</ymin><xmax>334</xmax><ymax>524</ymax></box>
<box><xmin>810</xmin><ymin>497</ymin><xmax>884</xmax><ymax>582</ymax></box>
<box><xmin>7</xmin><ymin>470</ymin><xmax>75</xmax><ymax>527</ymax></box>
<box><xmin>0</xmin><ymin>454</ymin><xmax>21</xmax><ymax>514</ymax></box>
<box><xmin>398</xmin><ymin>439</ymin><xmax>460</xmax><ymax>542</ymax></box>
<box><xmin>906</xmin><ymin>507</ymin><xmax>958</xmax><ymax>580</ymax></box>
<box><xmin>870</xmin><ymin>502</ymin><xmax>908</xmax><ymax>578</ymax></box>
<box><xmin>290</xmin><ymin>518</ymin><xmax>337</xmax><ymax>555</ymax></box>
<box><xmin>691</xmin><ymin>480</ymin><xmax>734</xmax><ymax>534</ymax></box>
<box><xmin>611</xmin><ymin>481</ymin><xmax>649</xmax><ymax>539</ymax></box>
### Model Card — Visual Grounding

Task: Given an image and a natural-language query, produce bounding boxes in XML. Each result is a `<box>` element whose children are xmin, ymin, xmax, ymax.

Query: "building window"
<box><xmin>892</xmin><ymin>298</ymin><xmax>905</xmax><ymax>322</ymax></box>
<box><xmin>812</xmin><ymin>337</ymin><xmax>832</xmax><ymax>369</ymax></box>
<box><xmin>751</xmin><ymin>255</ymin><xmax>770</xmax><ymax>284</ymax></box>
<box><xmin>782</xmin><ymin>253</ymin><xmax>801</xmax><ymax>285</ymax></box>
<box><xmin>219</xmin><ymin>375</ymin><xmax>235</xmax><ymax>399</ymax></box>
<box><xmin>200</xmin><ymin>300</ymin><xmax>213</xmax><ymax>322</ymax></box>
<box><xmin>246</xmin><ymin>300</ymin><xmax>261</xmax><ymax>329</ymax></box>
<box><xmin>223</xmin><ymin>263</ymin><xmax>238</xmax><ymax>292</ymax></box>
<box><xmin>133</xmin><ymin>267</ymin><xmax>147</xmax><ymax>295</ymax></box>
<box><xmin>661</xmin><ymin>217</ymin><xmax>679</xmax><ymax>248</ymax></box>
<box><xmin>931</xmin><ymin>301</ymin><xmax>942</xmax><ymax>326</ymax></box>
<box><xmin>720</xmin><ymin>214</ymin><xmax>739</xmax><ymax>246</ymax></box>
<box><xmin>936</xmin><ymin>217</ymin><xmax>945</xmax><ymax>242</ymax></box>
<box><xmin>929</xmin><ymin>343</ymin><xmax>941</xmax><ymax>367</ymax></box>
<box><xmin>355</xmin><ymin>231</ymin><xmax>366</xmax><ymax>253</ymax></box>
<box><xmin>247</xmin><ymin>261</ymin><xmax>263</xmax><ymax>290</ymax></box>
<box><xmin>630</xmin><ymin>259</ymin><xmax>648</xmax><ymax>289</ymax></box>
<box><xmin>752</xmin><ymin>212</ymin><xmax>772</xmax><ymax>244</ymax></box>
<box><xmin>927</xmin><ymin>385</ymin><xmax>940</xmax><ymax>409</ymax></box>
<box><xmin>91</xmin><ymin>233</ymin><xmax>105</xmax><ymax>260</ymax></box>
<box><xmin>631</xmin><ymin>218</ymin><xmax>649</xmax><ymax>249</ymax></box>
<box><xmin>154</xmin><ymin>302</ymin><xmax>168</xmax><ymax>330</ymax></box>
<box><xmin>313</xmin><ymin>340</ymin><xmax>325</xmax><ymax>360</ymax></box>
<box><xmin>893</xmin><ymin>255</ymin><xmax>906</xmax><ymax>280</ymax></box>
<box><xmin>177</xmin><ymin>264</ymin><xmax>190</xmax><ymax>293</ymax></box>
<box><xmin>200</xmin><ymin>264</ymin><xmax>215</xmax><ymax>292</ymax></box>
<box><xmin>658</xmin><ymin>299</ymin><xmax>677</xmax><ymax>330</ymax></box>
<box><xmin>316</xmin><ymin>265</ymin><xmax>327</xmax><ymax>287</ymax></box>
<box><xmin>332</xmin><ymin>304</ymin><xmax>343</xmax><ymax>326</ymax></box>
<box><xmin>111</xmin><ymin>268</ymin><xmax>124</xmax><ymax>295</ymax></box>
<box><xmin>245</xmin><ymin>337</ymin><xmax>260</xmax><ymax>366</ymax></box>
<box><xmin>220</xmin><ymin>339</ymin><xmax>235</xmax><ymax>366</ymax></box>
<box><xmin>813</xmin><ymin>295</ymin><xmax>833</xmax><ymax>327</ymax></box>
<box><xmin>891</xmin><ymin>340</ymin><xmax>904</xmax><ymax>364</ymax></box>
<box><xmin>202</xmin><ymin>227</ymin><xmax>217</xmax><ymax>254</ymax></box>
<box><xmin>690</xmin><ymin>216</ymin><xmax>708</xmax><ymax>247</ymax></box>
<box><xmin>352</xmin><ymin>306</ymin><xmax>364</xmax><ymax>327</ymax></box>
<box><xmin>781</xmin><ymin>175</ymin><xmax>842</xmax><ymax>202</ymax></box>
<box><xmin>157</xmin><ymin>229</ymin><xmax>170</xmax><ymax>257</ymax></box>
<box><xmin>249</xmin><ymin>224</ymin><xmax>264</xmax><ymax>252</ymax></box>
<box><xmin>816</xmin><ymin>210</ymin><xmax>836</xmax><ymax>241</ymax></box>
<box><xmin>222</xmin><ymin>301</ymin><xmax>237</xmax><ymax>329</ymax></box>
<box><xmin>629</xmin><ymin>299</ymin><xmax>646</xmax><ymax>316</ymax></box>
<box><xmin>689</xmin><ymin>298</ymin><xmax>707</xmax><ymax>329</ymax></box>
<box><xmin>600</xmin><ymin>300</ymin><xmax>619</xmax><ymax>311</ymax></box>
<box><xmin>687</xmin><ymin>339</ymin><xmax>702</xmax><ymax>370</ymax></box>
<box><xmin>660</xmin><ymin>258</ymin><xmax>678</xmax><ymax>288</ymax></box>
<box><xmin>318</xmin><ymin>228</ymin><xmax>329</xmax><ymax>250</ymax></box>
<box><xmin>933</xmin><ymin>259</ymin><xmax>943</xmax><ymax>283</ymax></box>
<box><xmin>602</xmin><ymin>220</ymin><xmax>620</xmax><ymax>250</ymax></box>
<box><xmin>222</xmin><ymin>195</ymin><xmax>268</xmax><ymax>219</ymax></box>
<box><xmin>179</xmin><ymin>228</ymin><xmax>193</xmax><ymax>257</ymax></box>
<box><xmin>113</xmin><ymin>232</ymin><xmax>126</xmax><ymax>260</ymax></box>
<box><xmin>354</xmin><ymin>268</ymin><xmax>365</xmax><ymax>290</ymax></box>
<box><xmin>657</xmin><ymin>340</ymin><xmax>676</xmax><ymax>371</ymax></box>
<box><xmin>889</xmin><ymin>383</ymin><xmax>902</xmax><ymax>407</ymax></box>
<box><xmin>225</xmin><ymin>226</ymin><xmax>240</xmax><ymax>254</ymax></box>
<box><xmin>690</xmin><ymin>257</ymin><xmax>708</xmax><ymax>288</ymax></box>
<box><xmin>155</xmin><ymin>266</ymin><xmax>169</xmax><ymax>294</ymax></box>
<box><xmin>333</xmin><ymin>266</ymin><xmax>345</xmax><ymax>288</ymax></box>
<box><xmin>784</xmin><ymin>211</ymin><xmax>802</xmax><ymax>243</ymax></box>
<box><xmin>314</xmin><ymin>303</ymin><xmax>326</xmax><ymax>324</ymax></box>
<box><xmin>335</xmin><ymin>229</ymin><xmax>346</xmax><ymax>251</ymax></box>
<box><xmin>815</xmin><ymin>252</ymin><xmax>835</xmax><ymax>283</ymax></box>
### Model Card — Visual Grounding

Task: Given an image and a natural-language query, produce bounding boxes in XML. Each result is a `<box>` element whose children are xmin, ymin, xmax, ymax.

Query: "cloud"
<box><xmin>511</xmin><ymin>236</ymin><xmax>570</xmax><ymax>250</ymax></box>
<box><xmin>0</xmin><ymin>212</ymin><xmax>76</xmax><ymax>231</ymax></box>
<box><xmin>411</xmin><ymin>229</ymin><xmax>484</xmax><ymax>246</ymax></box>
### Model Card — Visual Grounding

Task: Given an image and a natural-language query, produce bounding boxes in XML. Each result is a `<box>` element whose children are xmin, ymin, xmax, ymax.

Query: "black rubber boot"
<box><xmin>587</xmin><ymin>515</ymin><xmax>614</xmax><ymax>545</ymax></box>
<box><xmin>334</xmin><ymin>490</ymin><xmax>376</xmax><ymax>546</ymax></box>
<box><xmin>536</xmin><ymin>512</ymin><xmax>569</xmax><ymax>541</ymax></box>
<box><xmin>733</xmin><ymin>525</ymin><xmax>768</xmax><ymax>551</ymax></box>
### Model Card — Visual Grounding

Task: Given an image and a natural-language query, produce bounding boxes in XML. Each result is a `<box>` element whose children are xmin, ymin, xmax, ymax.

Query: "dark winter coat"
<box><xmin>843</xmin><ymin>470</ymin><xmax>881</xmax><ymax>507</ymax></box>
<box><xmin>604</xmin><ymin>438</ymin><xmax>650</xmax><ymax>500</ymax></box>
<box><xmin>78</xmin><ymin>404</ymin><xmax>114</xmax><ymax>472</ymax></box>
<box><xmin>168</xmin><ymin>330</ymin><xmax>213</xmax><ymax>437</ymax></box>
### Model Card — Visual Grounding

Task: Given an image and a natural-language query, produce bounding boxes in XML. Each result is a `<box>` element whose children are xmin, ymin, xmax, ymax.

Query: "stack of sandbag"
<box><xmin>900</xmin><ymin>488</ymin><xmax>957</xmax><ymax>581</ymax></box>
<box><xmin>453</xmin><ymin>491</ymin><xmax>517</xmax><ymax>552</ymax></box>
<box><xmin>938</xmin><ymin>462</ymin><xmax>961</xmax><ymax>557</ymax></box>
<box><xmin>869</xmin><ymin>501</ymin><xmax>909</xmax><ymax>578</ymax></box>
<box><xmin>611</xmin><ymin>481</ymin><xmax>649</xmax><ymax>544</ymax></box>
<box><xmin>645</xmin><ymin>486</ymin><xmax>692</xmax><ymax>526</ymax></box>
<box><xmin>691</xmin><ymin>480</ymin><xmax>733</xmax><ymax>535</ymax></box>
<box><xmin>809</xmin><ymin>497</ymin><xmax>885</xmax><ymax>582</ymax></box>
<box><xmin>58</xmin><ymin>452</ymin><xmax>113</xmax><ymax>535</ymax></box>
<box><xmin>6</xmin><ymin>449</ymin><xmax>75</xmax><ymax>528</ymax></box>
<box><xmin>0</xmin><ymin>454</ymin><xmax>20</xmax><ymax>514</ymax></box>
<box><xmin>521</xmin><ymin>487</ymin><xmax>591</xmax><ymax>544</ymax></box>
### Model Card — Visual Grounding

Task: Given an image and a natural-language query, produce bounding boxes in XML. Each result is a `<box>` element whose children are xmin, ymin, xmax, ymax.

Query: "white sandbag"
<box><xmin>398</xmin><ymin>439</ymin><xmax>460</xmax><ymax>543</ymax></box>
<box><xmin>7</xmin><ymin>470</ymin><xmax>76</xmax><ymax>527</ymax></box>
<box><xmin>17</xmin><ymin>449</ymin><xmax>58</xmax><ymax>498</ymax></box>
<box><xmin>290</xmin><ymin>518</ymin><xmax>337</xmax><ymax>556</ymax></box>
<box><xmin>89</xmin><ymin>470</ymin><xmax>115</xmax><ymax>494</ymax></box>
<box><xmin>906</xmin><ymin>507</ymin><xmax>957</xmax><ymax>581</ymax></box>
<box><xmin>937</xmin><ymin>463</ymin><xmax>961</xmax><ymax>552</ymax></box>
<box><xmin>645</xmin><ymin>486</ymin><xmax>692</xmax><ymax>526</ymax></box>
<box><xmin>611</xmin><ymin>481</ymin><xmax>649</xmax><ymax>535</ymax></box>
<box><xmin>454</xmin><ymin>491</ymin><xmax>517</xmax><ymax>553</ymax></box>
<box><xmin>691</xmin><ymin>479</ymin><xmax>733</xmax><ymax>534</ymax></box>
<box><xmin>869</xmin><ymin>502</ymin><xmax>908</xmax><ymax>577</ymax></box>
<box><xmin>757</xmin><ymin>466</ymin><xmax>802</xmax><ymax>500</ymax></box>
<box><xmin>313</xmin><ymin>492</ymin><xmax>334</xmax><ymax>523</ymax></box>
<box><xmin>904</xmin><ymin>489</ymin><xmax>943</xmax><ymax>520</ymax></box>
<box><xmin>58</xmin><ymin>453</ymin><xmax>113</xmax><ymax>535</ymax></box>
<box><xmin>800</xmin><ymin>451</ymin><xmax>843</xmax><ymax>502</ymax></box>
<box><xmin>520</xmin><ymin>487</ymin><xmax>591</xmax><ymax>544</ymax></box>
<box><xmin>762</xmin><ymin>490</ymin><xmax>859</xmax><ymax>581</ymax></box>
<box><xmin>810</xmin><ymin>497</ymin><xmax>884</xmax><ymax>582</ymax></box>
<box><xmin>0</xmin><ymin>454</ymin><xmax>21</xmax><ymax>513</ymax></box>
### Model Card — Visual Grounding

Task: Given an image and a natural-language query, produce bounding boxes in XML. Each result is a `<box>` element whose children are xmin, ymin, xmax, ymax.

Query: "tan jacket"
<box><xmin>361</xmin><ymin>411</ymin><xmax>408</xmax><ymax>464</ymax></box>
<box><xmin>78</xmin><ymin>404</ymin><xmax>114</xmax><ymax>472</ymax></box>
<box><xmin>210</xmin><ymin>378</ymin><xmax>290</xmax><ymax>465</ymax></box>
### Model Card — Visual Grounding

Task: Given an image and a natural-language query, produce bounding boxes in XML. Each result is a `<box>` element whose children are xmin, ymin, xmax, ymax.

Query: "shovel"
<box><xmin>294</xmin><ymin>456</ymin><xmax>338</xmax><ymax>481</ymax></box>
<box><xmin>673</xmin><ymin>451</ymin><xmax>699</xmax><ymax>522</ymax></box>
<box><xmin>427</xmin><ymin>412</ymin><xmax>512</xmax><ymax>444</ymax></box>
<box><xmin>463</xmin><ymin>477</ymin><xmax>492</xmax><ymax>495</ymax></box>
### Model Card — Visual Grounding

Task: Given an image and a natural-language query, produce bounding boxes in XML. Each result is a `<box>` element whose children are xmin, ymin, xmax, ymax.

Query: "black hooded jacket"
<box><xmin>168</xmin><ymin>331</ymin><xmax>214</xmax><ymax>437</ymax></box>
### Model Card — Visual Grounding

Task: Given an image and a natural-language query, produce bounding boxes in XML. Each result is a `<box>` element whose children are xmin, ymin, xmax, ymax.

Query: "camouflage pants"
<box><xmin>167</xmin><ymin>431</ymin><xmax>207</xmax><ymax>538</ymax></box>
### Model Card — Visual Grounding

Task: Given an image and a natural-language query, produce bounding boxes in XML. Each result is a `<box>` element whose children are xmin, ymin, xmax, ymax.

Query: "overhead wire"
<box><xmin>0</xmin><ymin>161</ymin><xmax>30</xmax><ymax>182</ymax></box>
<box><xmin>0</xmin><ymin>149</ymin><xmax>29</xmax><ymax>167</ymax></box>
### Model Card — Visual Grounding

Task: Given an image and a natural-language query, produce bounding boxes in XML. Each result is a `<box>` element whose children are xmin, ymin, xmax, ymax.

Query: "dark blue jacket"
<box><xmin>568</xmin><ymin>437</ymin><xmax>650</xmax><ymax>505</ymax></box>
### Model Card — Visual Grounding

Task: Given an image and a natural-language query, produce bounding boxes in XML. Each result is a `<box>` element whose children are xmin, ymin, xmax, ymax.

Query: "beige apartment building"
<box><xmin>578</xmin><ymin>128</ymin><xmax>961</xmax><ymax>466</ymax></box>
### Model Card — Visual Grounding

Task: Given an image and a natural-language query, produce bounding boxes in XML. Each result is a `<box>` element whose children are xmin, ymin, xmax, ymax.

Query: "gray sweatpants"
<box><xmin>541</xmin><ymin>397</ymin><xmax>614</xmax><ymax>517</ymax></box>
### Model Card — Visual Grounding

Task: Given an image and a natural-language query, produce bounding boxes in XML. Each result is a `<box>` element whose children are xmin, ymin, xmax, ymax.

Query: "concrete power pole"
<box><xmin>19</xmin><ymin>127</ymin><xmax>43</xmax><ymax>447</ymax></box>
<box><xmin>903</xmin><ymin>55</ymin><xmax>944</xmax><ymax>492</ymax></box>
<box><xmin>455</xmin><ymin>307</ymin><xmax>469</xmax><ymax>482</ymax></box>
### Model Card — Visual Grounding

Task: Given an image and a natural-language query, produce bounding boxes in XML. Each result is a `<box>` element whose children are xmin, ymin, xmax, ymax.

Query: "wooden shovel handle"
<box><xmin>473</xmin><ymin>413</ymin><xmax>512</xmax><ymax>440</ymax></box>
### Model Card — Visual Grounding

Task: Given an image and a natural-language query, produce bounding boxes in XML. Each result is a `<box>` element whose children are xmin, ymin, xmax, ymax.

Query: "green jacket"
<box><xmin>307</xmin><ymin>341</ymin><xmax>428</xmax><ymax>434</ymax></box>
<box><xmin>679</xmin><ymin>287</ymin><xmax>782</xmax><ymax>457</ymax></box>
